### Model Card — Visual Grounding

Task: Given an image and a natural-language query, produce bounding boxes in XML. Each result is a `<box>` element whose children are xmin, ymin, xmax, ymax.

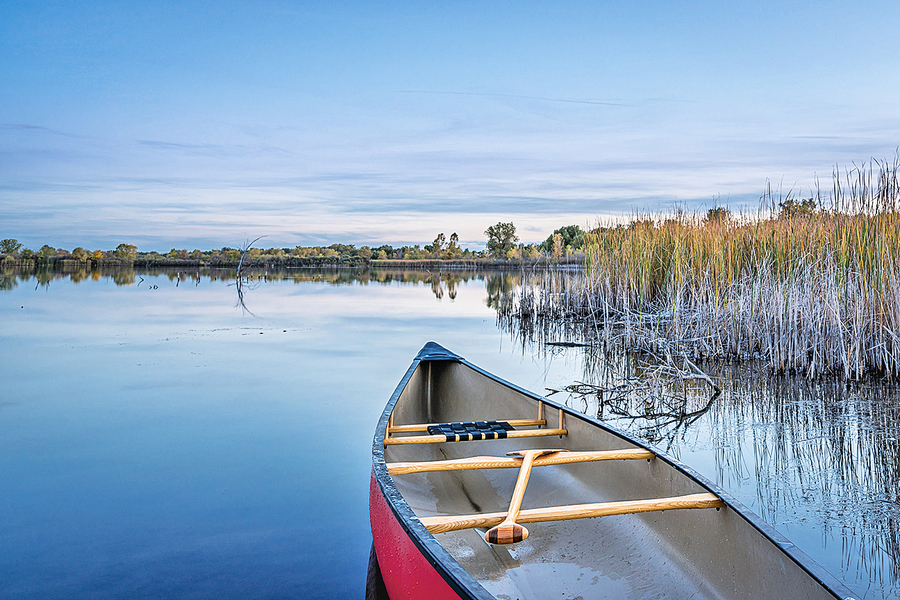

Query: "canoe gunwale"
<box><xmin>371</xmin><ymin>343</ymin><xmax>493</xmax><ymax>600</ymax></box>
<box><xmin>371</xmin><ymin>342</ymin><xmax>855</xmax><ymax>600</ymax></box>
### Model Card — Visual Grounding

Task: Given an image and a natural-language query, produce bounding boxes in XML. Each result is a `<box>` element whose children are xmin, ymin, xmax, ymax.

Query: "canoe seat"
<box><xmin>384</xmin><ymin>401</ymin><xmax>567</xmax><ymax>445</ymax></box>
<box><xmin>426</xmin><ymin>420</ymin><xmax>515</xmax><ymax>442</ymax></box>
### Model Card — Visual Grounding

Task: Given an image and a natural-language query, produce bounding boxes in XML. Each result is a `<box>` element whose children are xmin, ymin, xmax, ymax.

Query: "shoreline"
<box><xmin>1</xmin><ymin>256</ymin><xmax>585</xmax><ymax>271</ymax></box>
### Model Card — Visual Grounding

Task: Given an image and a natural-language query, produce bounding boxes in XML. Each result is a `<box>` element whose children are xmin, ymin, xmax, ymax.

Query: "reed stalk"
<box><xmin>507</xmin><ymin>157</ymin><xmax>900</xmax><ymax>379</ymax></box>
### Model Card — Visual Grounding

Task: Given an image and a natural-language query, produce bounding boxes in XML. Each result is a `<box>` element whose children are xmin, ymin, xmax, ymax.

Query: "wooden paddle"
<box><xmin>484</xmin><ymin>449</ymin><xmax>566</xmax><ymax>544</ymax></box>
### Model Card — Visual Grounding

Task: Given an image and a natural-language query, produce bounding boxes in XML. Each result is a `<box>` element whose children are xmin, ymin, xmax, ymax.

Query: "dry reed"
<box><xmin>505</xmin><ymin>157</ymin><xmax>900</xmax><ymax>379</ymax></box>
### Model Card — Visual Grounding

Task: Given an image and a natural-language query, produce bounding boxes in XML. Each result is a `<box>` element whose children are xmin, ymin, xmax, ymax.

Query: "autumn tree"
<box><xmin>552</xmin><ymin>233</ymin><xmax>564</xmax><ymax>260</ymax></box>
<box><xmin>71</xmin><ymin>247</ymin><xmax>89</xmax><ymax>261</ymax></box>
<box><xmin>115</xmin><ymin>243</ymin><xmax>137</xmax><ymax>260</ymax></box>
<box><xmin>484</xmin><ymin>222</ymin><xmax>518</xmax><ymax>258</ymax></box>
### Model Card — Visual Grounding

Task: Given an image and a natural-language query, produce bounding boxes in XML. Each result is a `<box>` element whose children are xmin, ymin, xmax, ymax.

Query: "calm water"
<box><xmin>1</xmin><ymin>267</ymin><xmax>898</xmax><ymax>599</ymax></box>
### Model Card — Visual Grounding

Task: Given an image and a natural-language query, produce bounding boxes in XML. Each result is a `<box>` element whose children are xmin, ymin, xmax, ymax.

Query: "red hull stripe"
<box><xmin>369</xmin><ymin>472</ymin><xmax>464</xmax><ymax>600</ymax></box>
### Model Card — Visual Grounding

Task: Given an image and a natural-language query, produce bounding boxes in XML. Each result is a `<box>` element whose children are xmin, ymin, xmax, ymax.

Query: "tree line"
<box><xmin>8</xmin><ymin>205</ymin><xmax>821</xmax><ymax>268</ymax></box>
<box><xmin>0</xmin><ymin>222</ymin><xmax>594</xmax><ymax>267</ymax></box>
<box><xmin>0</xmin><ymin>194</ymin><xmax>838</xmax><ymax>267</ymax></box>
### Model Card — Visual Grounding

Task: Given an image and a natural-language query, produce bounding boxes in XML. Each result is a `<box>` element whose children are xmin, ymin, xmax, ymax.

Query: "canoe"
<box><xmin>369</xmin><ymin>342</ymin><xmax>858</xmax><ymax>600</ymax></box>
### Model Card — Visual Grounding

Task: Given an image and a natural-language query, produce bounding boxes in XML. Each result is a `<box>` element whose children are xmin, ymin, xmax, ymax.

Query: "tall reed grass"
<box><xmin>512</xmin><ymin>157</ymin><xmax>900</xmax><ymax>379</ymax></box>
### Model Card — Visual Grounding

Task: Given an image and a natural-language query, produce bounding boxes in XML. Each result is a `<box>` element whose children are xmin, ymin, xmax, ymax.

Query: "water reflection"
<box><xmin>497</xmin><ymin>272</ymin><xmax>900</xmax><ymax>599</ymax></box>
<box><xmin>0</xmin><ymin>265</ymin><xmax>525</xmax><ymax>306</ymax></box>
<box><xmin>3</xmin><ymin>264</ymin><xmax>898</xmax><ymax>598</ymax></box>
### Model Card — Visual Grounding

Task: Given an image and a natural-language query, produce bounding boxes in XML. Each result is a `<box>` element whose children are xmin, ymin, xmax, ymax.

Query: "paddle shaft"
<box><xmin>484</xmin><ymin>449</ymin><xmax>560</xmax><ymax>544</ymax></box>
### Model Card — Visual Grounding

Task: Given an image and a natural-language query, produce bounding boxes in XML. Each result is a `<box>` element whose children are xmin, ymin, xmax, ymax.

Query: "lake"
<box><xmin>1</xmin><ymin>266</ymin><xmax>898</xmax><ymax>599</ymax></box>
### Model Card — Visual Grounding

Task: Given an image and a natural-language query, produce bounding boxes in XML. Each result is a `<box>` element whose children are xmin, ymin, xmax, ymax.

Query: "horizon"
<box><xmin>3</xmin><ymin>1</ymin><xmax>899</xmax><ymax>252</ymax></box>
<box><xmin>0</xmin><ymin>195</ymin><xmax>871</xmax><ymax>256</ymax></box>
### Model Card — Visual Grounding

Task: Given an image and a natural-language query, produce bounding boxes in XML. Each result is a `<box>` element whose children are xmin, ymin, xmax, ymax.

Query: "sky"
<box><xmin>2</xmin><ymin>0</ymin><xmax>899</xmax><ymax>252</ymax></box>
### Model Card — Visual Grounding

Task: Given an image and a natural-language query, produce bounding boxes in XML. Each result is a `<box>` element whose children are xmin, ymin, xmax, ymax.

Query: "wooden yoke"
<box><xmin>483</xmin><ymin>449</ymin><xmax>565</xmax><ymax>544</ymax></box>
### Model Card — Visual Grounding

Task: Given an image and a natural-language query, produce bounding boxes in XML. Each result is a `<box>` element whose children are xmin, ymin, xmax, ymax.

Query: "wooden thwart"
<box><xmin>420</xmin><ymin>492</ymin><xmax>724</xmax><ymax>534</ymax></box>
<box><xmin>385</xmin><ymin>401</ymin><xmax>566</xmax><ymax>445</ymax></box>
<box><xmin>387</xmin><ymin>448</ymin><xmax>654</xmax><ymax>475</ymax></box>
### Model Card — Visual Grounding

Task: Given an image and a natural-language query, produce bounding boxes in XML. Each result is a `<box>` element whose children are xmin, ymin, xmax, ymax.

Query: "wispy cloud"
<box><xmin>137</xmin><ymin>140</ymin><xmax>221</xmax><ymax>150</ymax></box>
<box><xmin>397</xmin><ymin>90</ymin><xmax>633</xmax><ymax>108</ymax></box>
<box><xmin>1</xmin><ymin>123</ymin><xmax>48</xmax><ymax>130</ymax></box>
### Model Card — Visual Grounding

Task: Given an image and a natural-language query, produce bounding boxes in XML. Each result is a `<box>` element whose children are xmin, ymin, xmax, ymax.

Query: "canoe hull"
<box><xmin>369</xmin><ymin>470</ymin><xmax>462</xmax><ymax>600</ymax></box>
<box><xmin>370</xmin><ymin>343</ymin><xmax>857</xmax><ymax>600</ymax></box>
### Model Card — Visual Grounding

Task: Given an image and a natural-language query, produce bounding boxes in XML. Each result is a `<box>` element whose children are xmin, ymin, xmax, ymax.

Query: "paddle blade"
<box><xmin>484</xmin><ymin>523</ymin><xmax>529</xmax><ymax>545</ymax></box>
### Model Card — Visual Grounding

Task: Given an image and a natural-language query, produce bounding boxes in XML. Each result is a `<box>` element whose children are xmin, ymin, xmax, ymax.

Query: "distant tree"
<box><xmin>778</xmin><ymin>198</ymin><xmax>817</xmax><ymax>219</ymax></box>
<box><xmin>431</xmin><ymin>233</ymin><xmax>446</xmax><ymax>257</ymax></box>
<box><xmin>484</xmin><ymin>222</ymin><xmax>518</xmax><ymax>258</ymax></box>
<box><xmin>71</xmin><ymin>247</ymin><xmax>89</xmax><ymax>261</ymax></box>
<box><xmin>540</xmin><ymin>225</ymin><xmax>584</xmax><ymax>253</ymax></box>
<box><xmin>37</xmin><ymin>245</ymin><xmax>56</xmax><ymax>261</ymax></box>
<box><xmin>115</xmin><ymin>243</ymin><xmax>137</xmax><ymax>260</ymax></box>
<box><xmin>401</xmin><ymin>244</ymin><xmax>426</xmax><ymax>260</ymax></box>
<box><xmin>0</xmin><ymin>238</ymin><xmax>23</xmax><ymax>254</ymax></box>
<box><xmin>358</xmin><ymin>246</ymin><xmax>373</xmax><ymax>261</ymax></box>
<box><xmin>446</xmin><ymin>233</ymin><xmax>461</xmax><ymax>258</ymax></box>
<box><xmin>705</xmin><ymin>207</ymin><xmax>732</xmax><ymax>223</ymax></box>
<box><xmin>328</xmin><ymin>243</ymin><xmax>355</xmax><ymax>258</ymax></box>
<box><xmin>552</xmin><ymin>233</ymin><xmax>564</xmax><ymax>261</ymax></box>
<box><xmin>92</xmin><ymin>250</ymin><xmax>103</xmax><ymax>260</ymax></box>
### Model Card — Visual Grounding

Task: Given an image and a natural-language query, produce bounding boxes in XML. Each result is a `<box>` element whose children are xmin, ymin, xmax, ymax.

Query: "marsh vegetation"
<box><xmin>501</xmin><ymin>158</ymin><xmax>900</xmax><ymax>380</ymax></box>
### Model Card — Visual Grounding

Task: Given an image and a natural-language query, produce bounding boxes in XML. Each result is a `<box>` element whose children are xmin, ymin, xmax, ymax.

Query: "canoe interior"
<box><xmin>381</xmin><ymin>356</ymin><xmax>845</xmax><ymax>600</ymax></box>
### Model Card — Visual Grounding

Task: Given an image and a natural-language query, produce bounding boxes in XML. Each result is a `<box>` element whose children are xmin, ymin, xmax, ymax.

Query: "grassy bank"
<box><xmin>507</xmin><ymin>157</ymin><xmax>900</xmax><ymax>379</ymax></box>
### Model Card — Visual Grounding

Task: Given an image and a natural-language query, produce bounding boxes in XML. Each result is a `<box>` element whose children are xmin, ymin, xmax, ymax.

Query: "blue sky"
<box><xmin>2</xmin><ymin>1</ymin><xmax>899</xmax><ymax>252</ymax></box>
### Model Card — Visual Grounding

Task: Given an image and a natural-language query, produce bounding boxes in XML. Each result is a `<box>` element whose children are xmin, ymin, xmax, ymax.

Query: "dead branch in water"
<box><xmin>234</xmin><ymin>236</ymin><xmax>265</xmax><ymax>316</ymax></box>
